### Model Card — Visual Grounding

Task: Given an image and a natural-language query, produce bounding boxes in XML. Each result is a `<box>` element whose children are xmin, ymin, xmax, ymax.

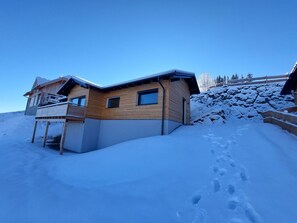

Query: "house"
<box><xmin>24</xmin><ymin>76</ymin><xmax>69</xmax><ymax>115</ymax></box>
<box><xmin>31</xmin><ymin>70</ymin><xmax>200</xmax><ymax>154</ymax></box>
<box><xmin>281</xmin><ymin>62</ymin><xmax>297</xmax><ymax>104</ymax></box>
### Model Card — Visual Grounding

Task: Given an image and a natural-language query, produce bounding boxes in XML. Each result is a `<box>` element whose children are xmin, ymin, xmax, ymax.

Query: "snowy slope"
<box><xmin>191</xmin><ymin>83</ymin><xmax>294</xmax><ymax>124</ymax></box>
<box><xmin>0</xmin><ymin>111</ymin><xmax>297</xmax><ymax>223</ymax></box>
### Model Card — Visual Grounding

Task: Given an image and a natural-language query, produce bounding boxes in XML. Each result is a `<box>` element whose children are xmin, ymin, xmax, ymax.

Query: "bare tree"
<box><xmin>198</xmin><ymin>73</ymin><xmax>215</xmax><ymax>92</ymax></box>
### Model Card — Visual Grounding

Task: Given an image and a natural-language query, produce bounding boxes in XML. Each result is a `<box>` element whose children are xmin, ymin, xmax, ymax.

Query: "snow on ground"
<box><xmin>0</xmin><ymin>111</ymin><xmax>297</xmax><ymax>223</ymax></box>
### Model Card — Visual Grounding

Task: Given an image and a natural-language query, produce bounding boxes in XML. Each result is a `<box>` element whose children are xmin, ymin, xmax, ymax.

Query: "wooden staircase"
<box><xmin>261</xmin><ymin>106</ymin><xmax>297</xmax><ymax>136</ymax></box>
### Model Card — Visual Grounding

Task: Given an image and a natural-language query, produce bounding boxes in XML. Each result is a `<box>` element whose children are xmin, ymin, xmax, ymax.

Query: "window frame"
<box><xmin>70</xmin><ymin>96</ymin><xmax>86</xmax><ymax>107</ymax></box>
<box><xmin>106</xmin><ymin>97</ymin><xmax>120</xmax><ymax>108</ymax></box>
<box><xmin>137</xmin><ymin>88</ymin><xmax>159</xmax><ymax>106</ymax></box>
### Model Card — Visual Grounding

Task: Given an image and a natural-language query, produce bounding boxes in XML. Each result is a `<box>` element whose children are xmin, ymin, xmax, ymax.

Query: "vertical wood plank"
<box><xmin>31</xmin><ymin>120</ymin><xmax>38</xmax><ymax>143</ymax></box>
<box><xmin>43</xmin><ymin>121</ymin><xmax>50</xmax><ymax>148</ymax></box>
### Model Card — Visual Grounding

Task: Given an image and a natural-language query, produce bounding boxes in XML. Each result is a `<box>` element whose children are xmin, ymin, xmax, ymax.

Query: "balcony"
<box><xmin>36</xmin><ymin>102</ymin><xmax>86</xmax><ymax>120</ymax></box>
<box><xmin>40</xmin><ymin>93</ymin><xmax>67</xmax><ymax>106</ymax></box>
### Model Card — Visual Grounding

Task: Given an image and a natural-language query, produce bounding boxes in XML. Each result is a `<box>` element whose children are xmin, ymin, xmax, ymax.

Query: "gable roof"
<box><xmin>280</xmin><ymin>62</ymin><xmax>297</xmax><ymax>95</ymax></box>
<box><xmin>58</xmin><ymin>70</ymin><xmax>200</xmax><ymax>95</ymax></box>
<box><xmin>24</xmin><ymin>76</ymin><xmax>70</xmax><ymax>96</ymax></box>
<box><xmin>32</xmin><ymin>77</ymin><xmax>50</xmax><ymax>89</ymax></box>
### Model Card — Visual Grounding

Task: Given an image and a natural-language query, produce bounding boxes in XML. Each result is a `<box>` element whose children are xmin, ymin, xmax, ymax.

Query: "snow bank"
<box><xmin>191</xmin><ymin>83</ymin><xmax>295</xmax><ymax>124</ymax></box>
<box><xmin>1</xmin><ymin>104</ymin><xmax>297</xmax><ymax>222</ymax></box>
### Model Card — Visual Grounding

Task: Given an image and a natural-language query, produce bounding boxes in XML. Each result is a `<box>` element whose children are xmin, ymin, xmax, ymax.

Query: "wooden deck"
<box><xmin>34</xmin><ymin>102</ymin><xmax>86</xmax><ymax>154</ymax></box>
<box><xmin>261</xmin><ymin>106</ymin><xmax>297</xmax><ymax>136</ymax></box>
<box><xmin>36</xmin><ymin>102</ymin><xmax>86</xmax><ymax>120</ymax></box>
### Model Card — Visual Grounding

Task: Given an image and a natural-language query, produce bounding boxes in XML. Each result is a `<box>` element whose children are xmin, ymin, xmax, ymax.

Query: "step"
<box><xmin>264</xmin><ymin>117</ymin><xmax>297</xmax><ymax>136</ymax></box>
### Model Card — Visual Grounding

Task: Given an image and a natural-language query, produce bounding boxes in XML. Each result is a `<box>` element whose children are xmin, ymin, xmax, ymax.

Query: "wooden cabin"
<box><xmin>24</xmin><ymin>76</ymin><xmax>69</xmax><ymax>115</ymax></box>
<box><xmin>32</xmin><ymin>70</ymin><xmax>200</xmax><ymax>153</ymax></box>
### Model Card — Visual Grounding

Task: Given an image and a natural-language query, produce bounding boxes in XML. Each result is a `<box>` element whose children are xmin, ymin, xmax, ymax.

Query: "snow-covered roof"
<box><xmin>58</xmin><ymin>70</ymin><xmax>200</xmax><ymax>95</ymax></box>
<box><xmin>290</xmin><ymin>62</ymin><xmax>297</xmax><ymax>74</ymax></box>
<box><xmin>70</xmin><ymin>76</ymin><xmax>102</xmax><ymax>89</ymax></box>
<box><xmin>101</xmin><ymin>69</ymin><xmax>195</xmax><ymax>90</ymax></box>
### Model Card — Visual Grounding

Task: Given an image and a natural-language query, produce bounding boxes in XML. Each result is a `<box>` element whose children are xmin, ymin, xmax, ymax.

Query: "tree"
<box><xmin>198</xmin><ymin>73</ymin><xmax>215</xmax><ymax>92</ymax></box>
<box><xmin>231</xmin><ymin>74</ymin><xmax>239</xmax><ymax>80</ymax></box>
<box><xmin>247</xmin><ymin>73</ymin><xmax>253</xmax><ymax>82</ymax></box>
<box><xmin>215</xmin><ymin>75</ymin><xmax>224</xmax><ymax>84</ymax></box>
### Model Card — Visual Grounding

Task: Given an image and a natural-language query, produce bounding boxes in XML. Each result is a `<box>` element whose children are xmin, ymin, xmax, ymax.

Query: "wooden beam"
<box><xmin>31</xmin><ymin>120</ymin><xmax>38</xmax><ymax>143</ymax></box>
<box><xmin>43</xmin><ymin>121</ymin><xmax>50</xmax><ymax>148</ymax></box>
<box><xmin>60</xmin><ymin>121</ymin><xmax>67</xmax><ymax>155</ymax></box>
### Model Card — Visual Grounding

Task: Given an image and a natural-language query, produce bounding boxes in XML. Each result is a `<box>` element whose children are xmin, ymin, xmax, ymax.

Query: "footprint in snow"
<box><xmin>191</xmin><ymin>194</ymin><xmax>202</xmax><ymax>206</ymax></box>
<box><xmin>229</xmin><ymin>160</ymin><xmax>236</xmax><ymax>167</ymax></box>
<box><xmin>213</xmin><ymin>166</ymin><xmax>218</xmax><ymax>173</ymax></box>
<box><xmin>218</xmin><ymin>168</ymin><xmax>227</xmax><ymax>176</ymax></box>
<box><xmin>212</xmin><ymin>179</ymin><xmax>220</xmax><ymax>192</ymax></box>
<box><xmin>240</xmin><ymin>168</ymin><xmax>248</xmax><ymax>182</ymax></box>
<box><xmin>228</xmin><ymin>199</ymin><xmax>238</xmax><ymax>210</ymax></box>
<box><xmin>227</xmin><ymin>184</ymin><xmax>235</xmax><ymax>195</ymax></box>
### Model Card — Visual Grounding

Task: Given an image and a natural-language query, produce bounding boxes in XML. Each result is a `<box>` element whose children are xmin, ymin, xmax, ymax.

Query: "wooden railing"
<box><xmin>36</xmin><ymin>102</ymin><xmax>86</xmax><ymax>119</ymax></box>
<box><xmin>40</xmin><ymin>93</ymin><xmax>66</xmax><ymax>106</ymax></box>
<box><xmin>212</xmin><ymin>74</ymin><xmax>289</xmax><ymax>88</ymax></box>
<box><xmin>261</xmin><ymin>106</ymin><xmax>297</xmax><ymax>136</ymax></box>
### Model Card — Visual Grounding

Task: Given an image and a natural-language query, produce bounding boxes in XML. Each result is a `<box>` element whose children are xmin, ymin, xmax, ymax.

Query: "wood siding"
<box><xmin>85</xmin><ymin>81</ymin><xmax>170</xmax><ymax>120</ymax></box>
<box><xmin>168</xmin><ymin>79</ymin><xmax>190</xmax><ymax>124</ymax></box>
<box><xmin>68</xmin><ymin>85</ymin><xmax>89</xmax><ymax>103</ymax></box>
<box><xmin>39</xmin><ymin>80</ymin><xmax>66</xmax><ymax>94</ymax></box>
<box><xmin>66</xmin><ymin>79</ymin><xmax>191</xmax><ymax>124</ymax></box>
<box><xmin>85</xmin><ymin>88</ymin><xmax>103</xmax><ymax>119</ymax></box>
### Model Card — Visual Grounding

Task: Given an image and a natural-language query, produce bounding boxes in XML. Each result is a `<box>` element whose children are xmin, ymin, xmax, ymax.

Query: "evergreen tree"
<box><xmin>247</xmin><ymin>73</ymin><xmax>253</xmax><ymax>81</ymax></box>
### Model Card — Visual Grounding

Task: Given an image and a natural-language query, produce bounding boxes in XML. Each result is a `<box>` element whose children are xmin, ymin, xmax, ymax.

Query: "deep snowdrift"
<box><xmin>0</xmin><ymin>111</ymin><xmax>297</xmax><ymax>223</ymax></box>
<box><xmin>191</xmin><ymin>83</ymin><xmax>295</xmax><ymax>124</ymax></box>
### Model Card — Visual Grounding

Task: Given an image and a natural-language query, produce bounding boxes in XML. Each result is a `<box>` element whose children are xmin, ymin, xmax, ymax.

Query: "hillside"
<box><xmin>0</xmin><ymin>84</ymin><xmax>297</xmax><ymax>223</ymax></box>
<box><xmin>191</xmin><ymin>83</ymin><xmax>294</xmax><ymax>124</ymax></box>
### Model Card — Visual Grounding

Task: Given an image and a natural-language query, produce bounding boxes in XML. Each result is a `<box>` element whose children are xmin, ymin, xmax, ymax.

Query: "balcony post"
<box><xmin>43</xmin><ymin>121</ymin><xmax>50</xmax><ymax>148</ymax></box>
<box><xmin>60</xmin><ymin>120</ymin><xmax>67</xmax><ymax>155</ymax></box>
<box><xmin>31</xmin><ymin>120</ymin><xmax>38</xmax><ymax>143</ymax></box>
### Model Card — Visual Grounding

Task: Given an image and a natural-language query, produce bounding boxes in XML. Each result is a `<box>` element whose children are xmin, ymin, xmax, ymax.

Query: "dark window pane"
<box><xmin>108</xmin><ymin>97</ymin><xmax>120</xmax><ymax>108</ymax></box>
<box><xmin>138</xmin><ymin>90</ymin><xmax>158</xmax><ymax>105</ymax></box>
<box><xmin>80</xmin><ymin>97</ymin><xmax>86</xmax><ymax>106</ymax></box>
<box><xmin>71</xmin><ymin>96</ymin><xmax>86</xmax><ymax>106</ymax></box>
<box><xmin>71</xmin><ymin>98</ymin><xmax>79</xmax><ymax>105</ymax></box>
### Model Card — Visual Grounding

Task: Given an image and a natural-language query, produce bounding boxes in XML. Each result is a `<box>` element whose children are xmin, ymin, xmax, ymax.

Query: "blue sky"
<box><xmin>0</xmin><ymin>0</ymin><xmax>297</xmax><ymax>112</ymax></box>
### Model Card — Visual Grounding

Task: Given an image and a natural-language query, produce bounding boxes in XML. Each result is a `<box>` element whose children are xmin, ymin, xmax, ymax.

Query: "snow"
<box><xmin>71</xmin><ymin>75</ymin><xmax>102</xmax><ymax>88</ymax></box>
<box><xmin>1</xmin><ymin>111</ymin><xmax>297</xmax><ymax>223</ymax></box>
<box><xmin>191</xmin><ymin>83</ymin><xmax>295</xmax><ymax>124</ymax></box>
<box><xmin>101</xmin><ymin>69</ymin><xmax>194</xmax><ymax>89</ymax></box>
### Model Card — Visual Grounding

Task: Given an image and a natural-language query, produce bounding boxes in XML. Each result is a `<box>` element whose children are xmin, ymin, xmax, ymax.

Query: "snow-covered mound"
<box><xmin>1</xmin><ymin>109</ymin><xmax>297</xmax><ymax>222</ymax></box>
<box><xmin>191</xmin><ymin>83</ymin><xmax>295</xmax><ymax>124</ymax></box>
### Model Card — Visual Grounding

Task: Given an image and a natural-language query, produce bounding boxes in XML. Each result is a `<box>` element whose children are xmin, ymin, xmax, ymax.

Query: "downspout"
<box><xmin>158</xmin><ymin>77</ymin><xmax>165</xmax><ymax>135</ymax></box>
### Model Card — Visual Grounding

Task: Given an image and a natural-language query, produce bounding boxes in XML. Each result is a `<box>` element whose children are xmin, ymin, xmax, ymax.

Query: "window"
<box><xmin>29</xmin><ymin>97</ymin><xmax>34</xmax><ymax>107</ymax></box>
<box><xmin>106</xmin><ymin>97</ymin><xmax>120</xmax><ymax>108</ymax></box>
<box><xmin>71</xmin><ymin>96</ymin><xmax>86</xmax><ymax>106</ymax></box>
<box><xmin>138</xmin><ymin>89</ymin><xmax>158</xmax><ymax>105</ymax></box>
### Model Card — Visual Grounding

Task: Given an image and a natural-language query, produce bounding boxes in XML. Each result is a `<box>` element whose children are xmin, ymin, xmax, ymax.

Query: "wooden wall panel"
<box><xmin>67</xmin><ymin>79</ymin><xmax>191</xmax><ymax>124</ymax></box>
<box><xmin>85</xmin><ymin>81</ymin><xmax>170</xmax><ymax>120</ymax></box>
<box><xmin>169</xmin><ymin>79</ymin><xmax>190</xmax><ymax>124</ymax></box>
<box><xmin>85</xmin><ymin>88</ymin><xmax>103</xmax><ymax>119</ymax></box>
<box><xmin>40</xmin><ymin>80</ymin><xmax>66</xmax><ymax>94</ymax></box>
<box><xmin>68</xmin><ymin>85</ymin><xmax>89</xmax><ymax>102</ymax></box>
